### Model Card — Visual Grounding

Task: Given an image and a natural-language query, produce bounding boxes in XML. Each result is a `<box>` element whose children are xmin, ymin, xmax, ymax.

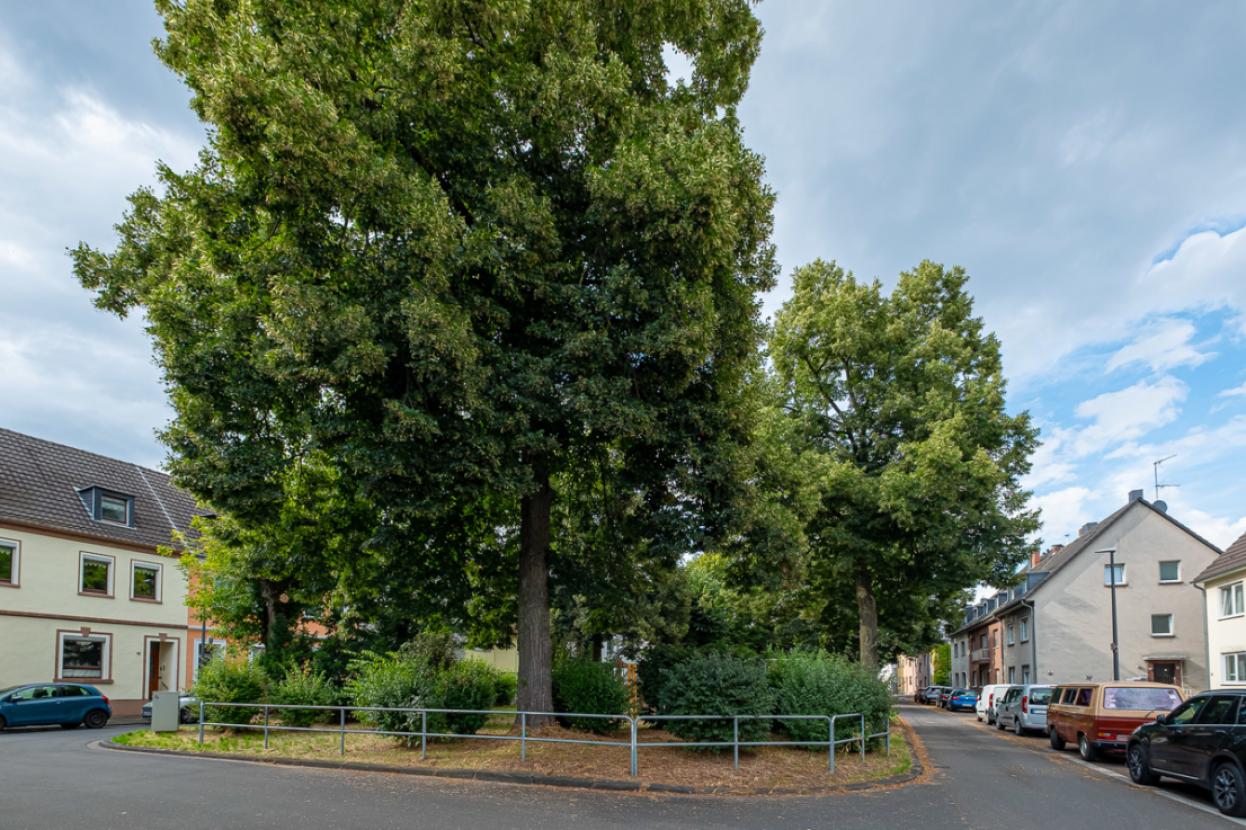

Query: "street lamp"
<box><xmin>1098</xmin><ymin>547</ymin><xmax>1120</xmax><ymax>681</ymax></box>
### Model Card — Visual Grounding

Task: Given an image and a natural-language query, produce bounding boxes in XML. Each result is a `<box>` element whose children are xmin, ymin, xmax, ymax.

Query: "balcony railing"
<box><xmin>971</xmin><ymin>648</ymin><xmax>991</xmax><ymax>662</ymax></box>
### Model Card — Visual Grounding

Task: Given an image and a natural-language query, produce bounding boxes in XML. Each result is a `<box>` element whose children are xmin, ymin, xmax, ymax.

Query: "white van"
<box><xmin>976</xmin><ymin>684</ymin><xmax>1012</xmax><ymax>724</ymax></box>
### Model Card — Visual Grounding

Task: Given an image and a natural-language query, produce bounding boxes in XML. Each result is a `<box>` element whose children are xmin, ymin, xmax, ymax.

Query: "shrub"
<box><xmin>655</xmin><ymin>652</ymin><xmax>774</xmax><ymax>746</ymax></box>
<box><xmin>437</xmin><ymin>659</ymin><xmax>502</xmax><ymax>734</ymax></box>
<box><xmin>192</xmin><ymin>656</ymin><xmax>268</xmax><ymax>726</ymax></box>
<box><xmin>494</xmin><ymin>672</ymin><xmax>518</xmax><ymax>706</ymax></box>
<box><xmin>636</xmin><ymin>643</ymin><xmax>696</xmax><ymax>711</ymax></box>
<box><xmin>397</xmin><ymin>631</ymin><xmax>460</xmax><ymax>672</ymax></box>
<box><xmin>551</xmin><ymin>659</ymin><xmax>628</xmax><ymax>734</ymax></box>
<box><xmin>768</xmin><ymin>651</ymin><xmax>892</xmax><ymax>743</ymax></box>
<box><xmin>346</xmin><ymin>650</ymin><xmax>440</xmax><ymax>735</ymax></box>
<box><xmin>270</xmin><ymin>664</ymin><xmax>341</xmax><ymax>727</ymax></box>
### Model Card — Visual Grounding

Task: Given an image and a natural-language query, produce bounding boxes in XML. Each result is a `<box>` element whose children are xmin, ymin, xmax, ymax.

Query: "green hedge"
<box><xmin>655</xmin><ymin>652</ymin><xmax>774</xmax><ymax>746</ymax></box>
<box><xmin>551</xmin><ymin>659</ymin><xmax>628</xmax><ymax>734</ymax></box>
<box><xmin>191</xmin><ymin>657</ymin><xmax>268</xmax><ymax>726</ymax></box>
<box><xmin>768</xmin><ymin>651</ymin><xmax>892</xmax><ymax>742</ymax></box>
<box><xmin>270</xmin><ymin>664</ymin><xmax>341</xmax><ymax>727</ymax></box>
<box><xmin>346</xmin><ymin>649</ymin><xmax>503</xmax><ymax>739</ymax></box>
<box><xmin>636</xmin><ymin>643</ymin><xmax>696</xmax><ymax>711</ymax></box>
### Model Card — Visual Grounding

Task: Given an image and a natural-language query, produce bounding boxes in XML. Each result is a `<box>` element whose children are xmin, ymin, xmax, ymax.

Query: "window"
<box><xmin>1075</xmin><ymin>688</ymin><xmax>1093</xmax><ymax>706</ymax></box>
<box><xmin>1021</xmin><ymin>665</ymin><xmax>1031</xmax><ymax>683</ymax></box>
<box><xmin>1104</xmin><ymin>686</ymin><xmax>1182</xmax><ymax>711</ymax></box>
<box><xmin>1061</xmin><ymin>687</ymin><xmax>1076</xmax><ymax>705</ymax></box>
<box><xmin>1168</xmin><ymin>698</ymin><xmax>1204</xmax><ymax>725</ymax></box>
<box><xmin>1007</xmin><ymin>625</ymin><xmax>1015</xmax><ymax>646</ymax></box>
<box><xmin>1104</xmin><ymin>563</ymin><xmax>1126</xmax><ymax>586</ymax></box>
<box><xmin>1020</xmin><ymin>618</ymin><xmax>1030</xmax><ymax>642</ymax></box>
<box><xmin>1151</xmin><ymin>614</ymin><xmax>1174</xmax><ymax>637</ymax></box>
<box><xmin>1158</xmin><ymin>561</ymin><xmax>1181</xmax><ymax>583</ymax></box>
<box><xmin>1008</xmin><ymin>666</ymin><xmax>1016</xmax><ymax>683</ymax></box>
<box><xmin>130</xmin><ymin>561</ymin><xmax>162</xmax><ymax>602</ymax></box>
<box><xmin>99</xmin><ymin>493</ymin><xmax>130</xmax><ymax>523</ymax></box>
<box><xmin>1197</xmin><ymin>696</ymin><xmax>1239</xmax><ymax>725</ymax></box>
<box><xmin>0</xmin><ymin>538</ymin><xmax>18</xmax><ymax>586</ymax></box>
<box><xmin>58</xmin><ymin>633</ymin><xmax>109</xmax><ymax>680</ymax></box>
<box><xmin>79</xmin><ymin>553</ymin><xmax>114</xmax><ymax>596</ymax></box>
<box><xmin>1221</xmin><ymin>583</ymin><xmax>1245</xmax><ymax>618</ymax></box>
<box><xmin>1223</xmin><ymin>652</ymin><xmax>1246</xmax><ymax>683</ymax></box>
<box><xmin>192</xmin><ymin>640</ymin><xmax>226</xmax><ymax>682</ymax></box>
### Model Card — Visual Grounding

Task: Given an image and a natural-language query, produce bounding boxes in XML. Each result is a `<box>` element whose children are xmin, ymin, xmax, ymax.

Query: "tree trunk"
<box><xmin>517</xmin><ymin>471</ymin><xmax>555</xmax><ymax>724</ymax></box>
<box><xmin>855</xmin><ymin>566</ymin><xmax>879</xmax><ymax>669</ymax></box>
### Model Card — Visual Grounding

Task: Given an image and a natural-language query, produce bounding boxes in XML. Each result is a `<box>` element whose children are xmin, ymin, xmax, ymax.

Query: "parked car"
<box><xmin>140</xmin><ymin>694</ymin><xmax>200</xmax><ymax>725</ymax></box>
<box><xmin>0</xmin><ymin>683</ymin><xmax>111</xmax><ymax>730</ymax></box>
<box><xmin>996</xmin><ymin>684</ymin><xmax>1053</xmax><ymax>735</ymax></box>
<box><xmin>937</xmin><ymin>687</ymin><xmax>954</xmax><ymax>708</ymax></box>
<box><xmin>919</xmin><ymin>685</ymin><xmax>942</xmax><ymax>705</ymax></box>
<box><xmin>947</xmin><ymin>688</ymin><xmax>979</xmax><ymax>712</ymax></box>
<box><xmin>1127</xmin><ymin>690</ymin><xmax>1246</xmax><ymax>817</ymax></box>
<box><xmin>976</xmin><ymin>683</ymin><xmax>1011</xmax><ymax>724</ymax></box>
<box><xmin>914</xmin><ymin>686</ymin><xmax>931</xmax><ymax>703</ymax></box>
<box><xmin>1047</xmin><ymin>681</ymin><xmax>1183</xmax><ymax>761</ymax></box>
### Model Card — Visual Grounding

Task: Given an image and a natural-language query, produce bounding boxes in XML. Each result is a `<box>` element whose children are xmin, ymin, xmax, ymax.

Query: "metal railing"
<box><xmin>193</xmin><ymin>702</ymin><xmax>890</xmax><ymax>778</ymax></box>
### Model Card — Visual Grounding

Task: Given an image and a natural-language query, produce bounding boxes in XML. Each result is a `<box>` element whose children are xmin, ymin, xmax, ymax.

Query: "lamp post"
<box><xmin>1098</xmin><ymin>547</ymin><xmax>1120</xmax><ymax>681</ymax></box>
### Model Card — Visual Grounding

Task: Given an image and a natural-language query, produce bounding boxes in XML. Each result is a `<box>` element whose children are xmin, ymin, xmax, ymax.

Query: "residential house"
<box><xmin>0</xmin><ymin>428</ymin><xmax>202</xmax><ymax>717</ymax></box>
<box><xmin>1194</xmin><ymin>528</ymin><xmax>1246</xmax><ymax>689</ymax></box>
<box><xmin>950</xmin><ymin>490</ymin><xmax>1220</xmax><ymax>691</ymax></box>
<box><xmin>950</xmin><ymin>595</ymin><xmax>1005</xmax><ymax>688</ymax></box>
<box><xmin>895</xmin><ymin>650</ymin><xmax>934</xmax><ymax>695</ymax></box>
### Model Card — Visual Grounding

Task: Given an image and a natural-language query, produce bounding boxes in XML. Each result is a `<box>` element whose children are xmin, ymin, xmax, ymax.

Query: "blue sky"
<box><xmin>1</xmin><ymin>1</ymin><xmax>1244</xmax><ymax>549</ymax></box>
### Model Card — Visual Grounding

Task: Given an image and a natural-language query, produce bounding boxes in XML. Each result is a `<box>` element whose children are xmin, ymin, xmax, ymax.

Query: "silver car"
<box><xmin>996</xmin><ymin>684</ymin><xmax>1053</xmax><ymax>735</ymax></box>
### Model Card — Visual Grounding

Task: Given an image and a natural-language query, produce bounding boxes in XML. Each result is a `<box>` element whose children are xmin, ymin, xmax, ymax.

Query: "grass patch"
<box><xmin>112</xmin><ymin>719</ymin><xmax>912</xmax><ymax>792</ymax></box>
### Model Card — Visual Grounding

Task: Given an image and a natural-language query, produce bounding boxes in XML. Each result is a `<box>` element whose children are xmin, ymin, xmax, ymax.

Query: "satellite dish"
<box><xmin>1154</xmin><ymin>500</ymin><xmax>1168</xmax><ymax>514</ymax></box>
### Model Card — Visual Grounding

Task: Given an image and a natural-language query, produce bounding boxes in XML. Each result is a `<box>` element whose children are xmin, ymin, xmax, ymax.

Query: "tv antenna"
<box><xmin>1153</xmin><ymin>454</ymin><xmax>1179</xmax><ymax>501</ymax></box>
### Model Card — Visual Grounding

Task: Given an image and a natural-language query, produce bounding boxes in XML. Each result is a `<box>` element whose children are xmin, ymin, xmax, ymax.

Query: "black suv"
<box><xmin>1128</xmin><ymin>690</ymin><xmax>1246</xmax><ymax>816</ymax></box>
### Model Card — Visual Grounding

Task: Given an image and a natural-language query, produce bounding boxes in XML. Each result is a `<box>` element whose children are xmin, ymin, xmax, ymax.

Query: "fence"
<box><xmin>194</xmin><ymin>702</ymin><xmax>891</xmax><ymax>777</ymax></box>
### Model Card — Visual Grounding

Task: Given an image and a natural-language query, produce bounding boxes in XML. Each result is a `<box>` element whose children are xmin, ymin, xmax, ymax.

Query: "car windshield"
<box><xmin>1103</xmin><ymin>687</ymin><xmax>1182</xmax><ymax>711</ymax></box>
<box><xmin>1029</xmin><ymin>688</ymin><xmax>1053</xmax><ymax>705</ymax></box>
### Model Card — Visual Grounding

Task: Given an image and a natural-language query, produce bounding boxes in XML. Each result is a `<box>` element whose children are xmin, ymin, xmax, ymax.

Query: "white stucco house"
<box><xmin>1194</xmin><ymin>529</ymin><xmax>1246</xmax><ymax>689</ymax></box>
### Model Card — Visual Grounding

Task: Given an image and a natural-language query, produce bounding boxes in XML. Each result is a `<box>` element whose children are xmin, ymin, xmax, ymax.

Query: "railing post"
<box><xmin>520</xmin><ymin>712</ymin><xmax>527</xmax><ymax>762</ymax></box>
<box><xmin>885</xmin><ymin>718</ymin><xmax>891</xmax><ymax>756</ymax></box>
<box><xmin>340</xmin><ymin>707</ymin><xmax>346</xmax><ymax>756</ymax></box>
<box><xmin>263</xmin><ymin>705</ymin><xmax>270</xmax><ymax>750</ymax></box>
<box><xmin>859</xmin><ymin>714</ymin><xmax>866</xmax><ymax>762</ymax></box>
<box><xmin>629</xmin><ymin>716</ymin><xmax>638</xmax><ymax>777</ymax></box>
<box><xmin>732</xmin><ymin>717</ymin><xmax>739</xmax><ymax>770</ymax></box>
<box><xmin>198</xmin><ymin>701</ymin><xmax>205</xmax><ymax>746</ymax></box>
<box><xmin>828</xmin><ymin>716</ymin><xmax>835</xmax><ymax>774</ymax></box>
<box><xmin>420</xmin><ymin>710</ymin><xmax>427</xmax><ymax>759</ymax></box>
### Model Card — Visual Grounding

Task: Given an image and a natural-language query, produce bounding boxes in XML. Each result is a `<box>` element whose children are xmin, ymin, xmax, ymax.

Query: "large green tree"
<box><xmin>74</xmin><ymin>0</ymin><xmax>776</xmax><ymax>714</ymax></box>
<box><xmin>770</xmin><ymin>260</ymin><xmax>1037</xmax><ymax>668</ymax></box>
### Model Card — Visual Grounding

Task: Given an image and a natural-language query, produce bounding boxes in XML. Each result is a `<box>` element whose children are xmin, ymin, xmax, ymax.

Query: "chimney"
<box><xmin>1048</xmin><ymin>543</ymin><xmax>1064</xmax><ymax>555</ymax></box>
<box><xmin>1078</xmin><ymin>521</ymin><xmax>1099</xmax><ymax>537</ymax></box>
<box><xmin>1030</xmin><ymin>549</ymin><xmax>1042</xmax><ymax>568</ymax></box>
<box><xmin>1128</xmin><ymin>489</ymin><xmax>1144</xmax><ymax>503</ymax></box>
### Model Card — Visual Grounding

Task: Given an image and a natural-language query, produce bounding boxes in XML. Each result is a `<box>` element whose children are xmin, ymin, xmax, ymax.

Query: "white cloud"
<box><xmin>1034</xmin><ymin>485</ymin><xmax>1095</xmax><ymax>544</ymax></box>
<box><xmin>1105</xmin><ymin>317</ymin><xmax>1212</xmax><ymax>373</ymax></box>
<box><xmin>1021</xmin><ymin>425</ymin><xmax>1077</xmax><ymax>490</ymax></box>
<box><xmin>1071</xmin><ymin>376</ymin><xmax>1186</xmax><ymax>456</ymax></box>
<box><xmin>1220</xmin><ymin>382</ymin><xmax>1246</xmax><ymax>399</ymax></box>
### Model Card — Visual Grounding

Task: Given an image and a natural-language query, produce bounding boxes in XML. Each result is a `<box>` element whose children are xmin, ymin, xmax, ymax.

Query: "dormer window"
<box><xmin>78</xmin><ymin>487</ymin><xmax>135</xmax><ymax>527</ymax></box>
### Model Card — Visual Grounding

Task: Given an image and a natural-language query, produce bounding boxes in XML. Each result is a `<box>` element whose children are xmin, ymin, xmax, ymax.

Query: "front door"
<box><xmin>1150</xmin><ymin>661</ymin><xmax>1180</xmax><ymax>685</ymax></box>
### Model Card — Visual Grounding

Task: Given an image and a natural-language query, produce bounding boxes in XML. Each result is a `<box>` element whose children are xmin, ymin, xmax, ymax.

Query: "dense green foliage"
<box><xmin>932</xmin><ymin>643</ymin><xmax>952</xmax><ymax>686</ymax></box>
<box><xmin>270</xmin><ymin>664</ymin><xmax>341</xmax><ymax>727</ymax></box>
<box><xmin>637</xmin><ymin>643</ymin><xmax>698</xmax><ymax>711</ymax></box>
<box><xmin>191</xmin><ymin>657</ymin><xmax>269</xmax><ymax>726</ymax></box>
<box><xmin>768</xmin><ymin>651</ymin><xmax>891</xmax><ymax>741</ymax></box>
<box><xmin>346</xmin><ymin>647</ymin><xmax>503</xmax><ymax>738</ymax></box>
<box><xmin>495</xmin><ymin>673</ymin><xmax>518</xmax><ymax>707</ymax></box>
<box><xmin>656</xmin><ymin>653</ymin><xmax>775</xmax><ymax>746</ymax></box>
<box><xmin>769</xmin><ymin>260</ymin><xmax>1038</xmax><ymax>666</ymax></box>
<box><xmin>551</xmin><ymin>659</ymin><xmax>628</xmax><ymax>734</ymax></box>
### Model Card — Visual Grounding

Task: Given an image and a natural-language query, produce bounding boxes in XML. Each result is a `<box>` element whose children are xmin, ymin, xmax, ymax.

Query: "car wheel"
<box><xmin>1213</xmin><ymin>762</ymin><xmax>1246</xmax><ymax>817</ymax></box>
<box><xmin>1014</xmin><ymin>718</ymin><xmax>1023</xmax><ymax>736</ymax></box>
<box><xmin>1127</xmin><ymin>743</ymin><xmax>1158</xmax><ymax>785</ymax></box>
<box><xmin>996</xmin><ymin>715</ymin><xmax>1006</xmax><ymax>730</ymax></box>
<box><xmin>1078</xmin><ymin>733</ymin><xmax>1097</xmax><ymax>762</ymax></box>
<box><xmin>1049</xmin><ymin>728</ymin><xmax>1066</xmax><ymax>750</ymax></box>
<box><xmin>83</xmin><ymin>709</ymin><xmax>108</xmax><ymax>729</ymax></box>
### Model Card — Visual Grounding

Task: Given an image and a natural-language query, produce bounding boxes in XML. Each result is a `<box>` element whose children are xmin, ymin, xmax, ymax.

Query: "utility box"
<box><xmin>150</xmin><ymin>691</ymin><xmax>182</xmax><ymax>733</ymax></box>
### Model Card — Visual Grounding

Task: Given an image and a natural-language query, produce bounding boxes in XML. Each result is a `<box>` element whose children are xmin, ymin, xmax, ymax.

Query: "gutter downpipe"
<box><xmin>1021</xmin><ymin>598</ymin><xmax>1038</xmax><ymax>683</ymax></box>
<box><xmin>1195</xmin><ymin>580</ymin><xmax>1208</xmax><ymax>694</ymax></box>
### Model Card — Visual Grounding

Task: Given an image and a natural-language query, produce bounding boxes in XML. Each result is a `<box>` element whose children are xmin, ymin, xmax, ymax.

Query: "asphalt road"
<box><xmin>1</xmin><ymin>704</ymin><xmax>1243</xmax><ymax>829</ymax></box>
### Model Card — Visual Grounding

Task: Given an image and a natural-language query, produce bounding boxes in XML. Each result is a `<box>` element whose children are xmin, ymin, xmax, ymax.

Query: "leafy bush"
<box><xmin>655</xmin><ymin>652</ymin><xmax>775</xmax><ymax>746</ymax></box>
<box><xmin>192</xmin><ymin>656</ymin><xmax>268</xmax><ymax>726</ymax></box>
<box><xmin>270</xmin><ymin>664</ymin><xmax>341</xmax><ymax>727</ymax></box>
<box><xmin>768</xmin><ymin>651</ymin><xmax>892</xmax><ymax>743</ymax></box>
<box><xmin>437</xmin><ymin>659</ymin><xmax>502</xmax><ymax>734</ymax></box>
<box><xmin>552</xmin><ymin>659</ymin><xmax>628</xmax><ymax>734</ymax></box>
<box><xmin>346</xmin><ymin>650</ymin><xmax>440</xmax><ymax>735</ymax></box>
<box><xmin>397</xmin><ymin>631</ymin><xmax>460</xmax><ymax>672</ymax></box>
<box><xmin>637</xmin><ymin>643</ymin><xmax>696</xmax><ymax>711</ymax></box>
<box><xmin>494</xmin><ymin>672</ymin><xmax>518</xmax><ymax>706</ymax></box>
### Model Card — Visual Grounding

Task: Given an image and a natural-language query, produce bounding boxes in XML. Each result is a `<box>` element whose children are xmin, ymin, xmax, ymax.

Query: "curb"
<box><xmin>95</xmin><ymin>727</ymin><xmax>924</xmax><ymax>797</ymax></box>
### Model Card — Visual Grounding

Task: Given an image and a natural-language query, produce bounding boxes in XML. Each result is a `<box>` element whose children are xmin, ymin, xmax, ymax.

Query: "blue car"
<box><xmin>947</xmin><ymin>688</ymin><xmax>979</xmax><ymax>713</ymax></box>
<box><xmin>0</xmin><ymin>683</ymin><xmax>111</xmax><ymax>730</ymax></box>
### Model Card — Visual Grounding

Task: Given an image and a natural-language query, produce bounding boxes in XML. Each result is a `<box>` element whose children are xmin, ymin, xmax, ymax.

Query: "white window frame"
<box><xmin>1021</xmin><ymin>665</ymin><xmax>1031</xmax><ymax>683</ymax></box>
<box><xmin>0</xmin><ymin>537</ymin><xmax>19</xmax><ymax>587</ymax></box>
<box><xmin>1020</xmin><ymin>618</ymin><xmax>1030</xmax><ymax>643</ymax></box>
<box><xmin>1007</xmin><ymin>625</ymin><xmax>1015</xmax><ymax>646</ymax></box>
<box><xmin>57</xmin><ymin>631</ymin><xmax>111</xmax><ymax>681</ymax></box>
<box><xmin>79</xmin><ymin>552</ymin><xmax>115</xmax><ymax>597</ymax></box>
<box><xmin>1158</xmin><ymin>560</ymin><xmax>1181</xmax><ymax>584</ymax></box>
<box><xmin>1008</xmin><ymin>666</ymin><xmax>1016</xmax><ymax>683</ymax></box>
<box><xmin>1221</xmin><ymin>582</ymin><xmax>1245</xmax><ymax>619</ymax></box>
<box><xmin>97</xmin><ymin>492</ymin><xmax>132</xmax><ymax>526</ymax></box>
<box><xmin>129</xmin><ymin>560</ymin><xmax>163</xmax><ymax>602</ymax></box>
<box><xmin>1224</xmin><ymin>652</ymin><xmax>1246</xmax><ymax>684</ymax></box>
<box><xmin>1151</xmin><ymin>613</ymin><xmax>1174</xmax><ymax>637</ymax></box>
<box><xmin>192</xmin><ymin>639</ymin><xmax>227</xmax><ymax>682</ymax></box>
<box><xmin>1104</xmin><ymin>563</ymin><xmax>1127</xmax><ymax>586</ymax></box>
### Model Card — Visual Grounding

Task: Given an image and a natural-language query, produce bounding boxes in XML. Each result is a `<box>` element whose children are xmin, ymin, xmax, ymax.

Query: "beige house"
<box><xmin>894</xmin><ymin>651</ymin><xmax>934</xmax><ymax>695</ymax></box>
<box><xmin>0</xmin><ymin>428</ymin><xmax>201</xmax><ymax>717</ymax></box>
<box><xmin>1193</xmin><ymin>529</ymin><xmax>1246</xmax><ymax>689</ymax></box>
<box><xmin>949</xmin><ymin>491</ymin><xmax>1221</xmax><ymax>691</ymax></box>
